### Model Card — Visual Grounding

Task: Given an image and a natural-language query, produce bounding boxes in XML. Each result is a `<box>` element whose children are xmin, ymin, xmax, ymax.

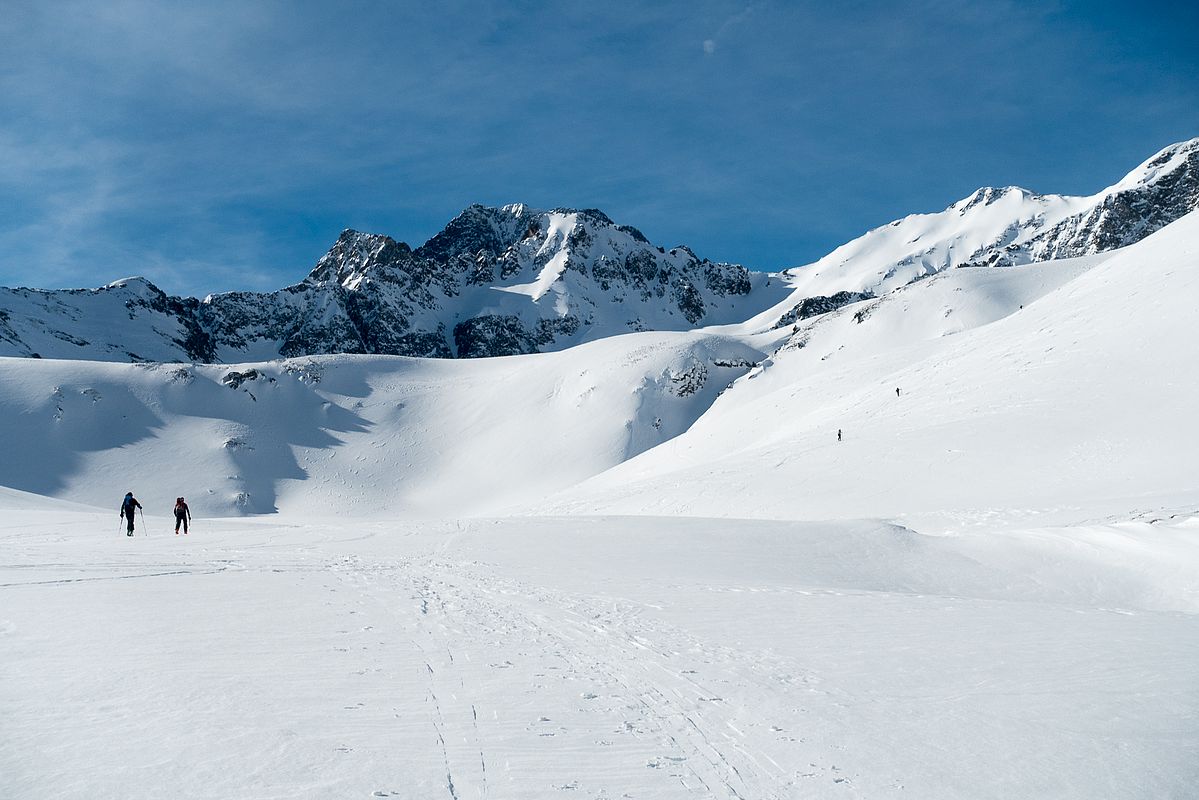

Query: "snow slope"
<box><xmin>543</xmin><ymin>209</ymin><xmax>1199</xmax><ymax>526</ymax></box>
<box><xmin>0</xmin><ymin>332</ymin><xmax>772</xmax><ymax>518</ymax></box>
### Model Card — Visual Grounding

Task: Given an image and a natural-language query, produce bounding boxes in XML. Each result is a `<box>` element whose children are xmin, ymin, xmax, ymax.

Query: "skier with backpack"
<box><xmin>119</xmin><ymin>492</ymin><xmax>142</xmax><ymax>536</ymax></box>
<box><xmin>174</xmin><ymin>497</ymin><xmax>191</xmax><ymax>535</ymax></box>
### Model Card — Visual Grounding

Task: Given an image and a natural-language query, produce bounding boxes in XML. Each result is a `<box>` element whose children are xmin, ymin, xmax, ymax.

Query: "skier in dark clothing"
<box><xmin>174</xmin><ymin>497</ymin><xmax>191</xmax><ymax>535</ymax></box>
<box><xmin>120</xmin><ymin>492</ymin><xmax>142</xmax><ymax>536</ymax></box>
<box><xmin>837</xmin><ymin>428</ymin><xmax>842</xmax><ymax>442</ymax></box>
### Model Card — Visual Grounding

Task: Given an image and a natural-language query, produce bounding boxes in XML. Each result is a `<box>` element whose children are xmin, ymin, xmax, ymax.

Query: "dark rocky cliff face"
<box><xmin>1028</xmin><ymin>141</ymin><xmax>1199</xmax><ymax>260</ymax></box>
<box><xmin>773</xmin><ymin>291</ymin><xmax>874</xmax><ymax>330</ymax></box>
<box><xmin>962</xmin><ymin>139</ymin><xmax>1199</xmax><ymax>269</ymax></box>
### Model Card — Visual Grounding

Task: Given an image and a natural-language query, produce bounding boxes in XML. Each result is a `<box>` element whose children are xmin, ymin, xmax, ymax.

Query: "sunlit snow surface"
<box><xmin>1</xmin><ymin>212</ymin><xmax>1198</xmax><ymax>797</ymax></box>
<box><xmin>2</xmin><ymin>503</ymin><xmax>1197</xmax><ymax>799</ymax></box>
<box><xmin>546</xmin><ymin>211</ymin><xmax>1199</xmax><ymax>524</ymax></box>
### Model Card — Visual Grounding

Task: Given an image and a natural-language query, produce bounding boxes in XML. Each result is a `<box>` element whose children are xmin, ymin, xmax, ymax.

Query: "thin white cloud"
<box><xmin>702</xmin><ymin>2</ymin><xmax>764</xmax><ymax>54</ymax></box>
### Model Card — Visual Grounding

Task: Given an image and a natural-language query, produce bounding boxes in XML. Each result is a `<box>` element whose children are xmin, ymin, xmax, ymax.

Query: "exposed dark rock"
<box><xmin>774</xmin><ymin>291</ymin><xmax>874</xmax><ymax>329</ymax></box>
<box><xmin>453</xmin><ymin>314</ymin><xmax>538</xmax><ymax>358</ymax></box>
<box><xmin>617</xmin><ymin>224</ymin><xmax>649</xmax><ymax>243</ymax></box>
<box><xmin>222</xmin><ymin>369</ymin><xmax>263</xmax><ymax>390</ymax></box>
<box><xmin>711</xmin><ymin>357</ymin><xmax>760</xmax><ymax>369</ymax></box>
<box><xmin>853</xmin><ymin>303</ymin><xmax>878</xmax><ymax>324</ymax></box>
<box><xmin>672</xmin><ymin>278</ymin><xmax>706</xmax><ymax>325</ymax></box>
<box><xmin>703</xmin><ymin>261</ymin><xmax>752</xmax><ymax>296</ymax></box>
<box><xmin>414</xmin><ymin>204</ymin><xmax>538</xmax><ymax>263</ymax></box>
<box><xmin>667</xmin><ymin>358</ymin><xmax>708</xmax><ymax>397</ymax></box>
<box><xmin>307</xmin><ymin>230</ymin><xmax>414</xmax><ymax>285</ymax></box>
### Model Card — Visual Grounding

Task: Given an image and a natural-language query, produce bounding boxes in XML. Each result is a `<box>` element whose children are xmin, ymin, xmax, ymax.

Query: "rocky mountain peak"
<box><xmin>567</xmin><ymin>207</ymin><xmax>615</xmax><ymax>226</ymax></box>
<box><xmin>954</xmin><ymin>186</ymin><xmax>1042</xmax><ymax>214</ymax></box>
<box><xmin>1110</xmin><ymin>137</ymin><xmax>1199</xmax><ymax>192</ymax></box>
<box><xmin>415</xmin><ymin>204</ymin><xmax>652</xmax><ymax>269</ymax></box>
<box><xmin>306</xmin><ymin>229</ymin><xmax>414</xmax><ymax>287</ymax></box>
<box><xmin>104</xmin><ymin>276</ymin><xmax>168</xmax><ymax>299</ymax></box>
<box><xmin>414</xmin><ymin>203</ymin><xmax>540</xmax><ymax>263</ymax></box>
<box><xmin>1024</xmin><ymin>137</ymin><xmax>1199</xmax><ymax>261</ymax></box>
<box><xmin>778</xmin><ymin>137</ymin><xmax>1199</xmax><ymax>309</ymax></box>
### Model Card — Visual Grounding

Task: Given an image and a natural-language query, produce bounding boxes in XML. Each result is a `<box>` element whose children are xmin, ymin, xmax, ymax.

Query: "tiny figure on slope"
<box><xmin>837</xmin><ymin>428</ymin><xmax>842</xmax><ymax>442</ymax></box>
<box><xmin>120</xmin><ymin>492</ymin><xmax>142</xmax><ymax>536</ymax></box>
<box><xmin>895</xmin><ymin>387</ymin><xmax>901</xmax><ymax>397</ymax></box>
<box><xmin>174</xmin><ymin>497</ymin><xmax>191</xmax><ymax>535</ymax></box>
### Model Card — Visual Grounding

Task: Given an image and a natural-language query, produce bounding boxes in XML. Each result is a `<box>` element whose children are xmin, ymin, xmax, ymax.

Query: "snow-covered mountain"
<box><xmin>3</xmin><ymin>139</ymin><xmax>1196</xmax><ymax>364</ymax></box>
<box><xmin>0</xmin><ymin>205</ymin><xmax>781</xmax><ymax>362</ymax></box>
<box><xmin>764</xmin><ymin>137</ymin><xmax>1199</xmax><ymax>325</ymax></box>
<box><xmin>4</xmin><ymin>207</ymin><xmax>1196</xmax><ymax>523</ymax></box>
<box><xmin>3</xmin><ymin>145</ymin><xmax>1199</xmax><ymax>800</ymax></box>
<box><xmin>0</xmin><ymin>137</ymin><xmax>1196</xmax><ymax>522</ymax></box>
<box><xmin>544</xmin><ymin>207</ymin><xmax>1199</xmax><ymax>525</ymax></box>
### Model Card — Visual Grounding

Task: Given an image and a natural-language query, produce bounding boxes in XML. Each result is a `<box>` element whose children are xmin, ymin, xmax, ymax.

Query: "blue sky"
<box><xmin>1</xmin><ymin>0</ymin><xmax>1196</xmax><ymax>296</ymax></box>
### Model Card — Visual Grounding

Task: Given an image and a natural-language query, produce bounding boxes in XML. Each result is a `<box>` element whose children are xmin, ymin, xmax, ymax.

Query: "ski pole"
<box><xmin>139</xmin><ymin>507</ymin><xmax>147</xmax><ymax>537</ymax></box>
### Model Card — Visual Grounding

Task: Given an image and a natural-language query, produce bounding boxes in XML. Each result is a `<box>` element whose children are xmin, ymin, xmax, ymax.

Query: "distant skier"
<box><xmin>120</xmin><ymin>492</ymin><xmax>142</xmax><ymax>536</ymax></box>
<box><xmin>837</xmin><ymin>428</ymin><xmax>842</xmax><ymax>442</ymax></box>
<box><xmin>173</xmin><ymin>497</ymin><xmax>191</xmax><ymax>535</ymax></box>
<box><xmin>895</xmin><ymin>387</ymin><xmax>901</xmax><ymax>397</ymax></box>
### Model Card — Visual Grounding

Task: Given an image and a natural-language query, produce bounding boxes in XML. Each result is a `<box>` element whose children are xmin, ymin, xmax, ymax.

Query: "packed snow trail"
<box><xmin>2</xmin><ymin>500</ymin><xmax>1197</xmax><ymax>799</ymax></box>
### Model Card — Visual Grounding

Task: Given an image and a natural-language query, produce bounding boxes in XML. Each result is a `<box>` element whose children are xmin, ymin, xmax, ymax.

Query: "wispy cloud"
<box><xmin>0</xmin><ymin>0</ymin><xmax>1195</xmax><ymax>291</ymax></box>
<box><xmin>700</xmin><ymin>1</ymin><xmax>767</xmax><ymax>54</ymax></box>
<box><xmin>703</xmin><ymin>2</ymin><xmax>764</xmax><ymax>55</ymax></box>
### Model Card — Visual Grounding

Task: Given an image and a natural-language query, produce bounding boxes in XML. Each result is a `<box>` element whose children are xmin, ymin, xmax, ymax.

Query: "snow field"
<box><xmin>2</xmin><ymin>502</ymin><xmax>1197</xmax><ymax>798</ymax></box>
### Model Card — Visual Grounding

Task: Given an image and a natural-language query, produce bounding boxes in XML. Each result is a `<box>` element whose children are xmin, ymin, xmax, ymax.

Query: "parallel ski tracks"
<box><xmin>325</xmin><ymin>551</ymin><xmax>812</xmax><ymax>798</ymax></box>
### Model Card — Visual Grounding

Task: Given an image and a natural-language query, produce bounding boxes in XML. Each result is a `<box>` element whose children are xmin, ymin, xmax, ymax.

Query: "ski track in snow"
<box><xmin>3</xmin><ymin>510</ymin><xmax>1198</xmax><ymax>799</ymax></box>
<box><xmin>327</xmin><ymin>549</ymin><xmax>806</xmax><ymax>797</ymax></box>
<box><xmin>0</xmin><ymin>518</ymin><xmax>816</xmax><ymax>798</ymax></box>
